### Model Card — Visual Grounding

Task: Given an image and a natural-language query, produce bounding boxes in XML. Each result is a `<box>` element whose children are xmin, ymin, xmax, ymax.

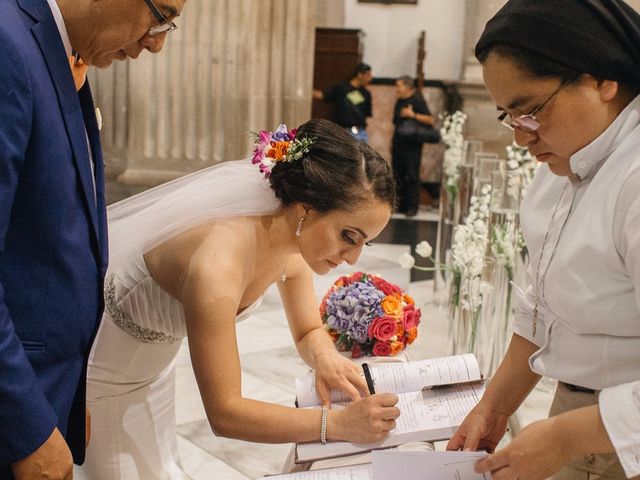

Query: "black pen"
<box><xmin>361</xmin><ymin>363</ymin><xmax>376</xmax><ymax>395</ymax></box>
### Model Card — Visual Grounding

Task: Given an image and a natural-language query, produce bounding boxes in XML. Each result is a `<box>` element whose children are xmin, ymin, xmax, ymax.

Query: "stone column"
<box><xmin>92</xmin><ymin>0</ymin><xmax>316</xmax><ymax>187</ymax></box>
<box><xmin>461</xmin><ymin>0</ymin><xmax>506</xmax><ymax>83</ymax></box>
<box><xmin>316</xmin><ymin>0</ymin><xmax>345</xmax><ymax>28</ymax></box>
<box><xmin>459</xmin><ymin>0</ymin><xmax>512</xmax><ymax>155</ymax></box>
<box><xmin>459</xmin><ymin>0</ymin><xmax>640</xmax><ymax>155</ymax></box>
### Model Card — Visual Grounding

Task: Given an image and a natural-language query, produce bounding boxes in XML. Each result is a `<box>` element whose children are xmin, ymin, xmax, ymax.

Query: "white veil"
<box><xmin>107</xmin><ymin>159</ymin><xmax>281</xmax><ymax>273</ymax></box>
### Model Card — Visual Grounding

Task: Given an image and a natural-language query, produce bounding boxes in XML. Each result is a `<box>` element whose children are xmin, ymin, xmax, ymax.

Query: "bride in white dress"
<box><xmin>76</xmin><ymin>119</ymin><xmax>401</xmax><ymax>479</ymax></box>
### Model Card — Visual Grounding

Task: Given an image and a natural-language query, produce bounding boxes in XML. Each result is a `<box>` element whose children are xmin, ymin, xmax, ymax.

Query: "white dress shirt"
<box><xmin>513</xmin><ymin>94</ymin><xmax>640</xmax><ymax>477</ymax></box>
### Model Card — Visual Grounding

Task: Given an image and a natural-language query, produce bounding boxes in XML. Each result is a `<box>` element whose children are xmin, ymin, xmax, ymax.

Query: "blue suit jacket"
<box><xmin>0</xmin><ymin>0</ymin><xmax>108</xmax><ymax>471</ymax></box>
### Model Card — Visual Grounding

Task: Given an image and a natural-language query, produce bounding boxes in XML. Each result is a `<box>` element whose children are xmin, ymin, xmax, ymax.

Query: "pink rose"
<box><xmin>368</xmin><ymin>316</ymin><xmax>397</xmax><ymax>342</ymax></box>
<box><xmin>403</xmin><ymin>305</ymin><xmax>422</xmax><ymax>331</ymax></box>
<box><xmin>373</xmin><ymin>341</ymin><xmax>391</xmax><ymax>356</ymax></box>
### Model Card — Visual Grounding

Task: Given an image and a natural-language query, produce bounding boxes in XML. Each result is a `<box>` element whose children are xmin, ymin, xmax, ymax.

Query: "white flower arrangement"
<box><xmin>506</xmin><ymin>142</ymin><xmax>538</xmax><ymax>199</ymax></box>
<box><xmin>440</xmin><ymin>111</ymin><xmax>468</xmax><ymax>198</ymax></box>
<box><xmin>490</xmin><ymin>220</ymin><xmax>524</xmax><ymax>279</ymax></box>
<box><xmin>398</xmin><ymin>185</ymin><xmax>493</xmax><ymax>315</ymax></box>
<box><xmin>450</xmin><ymin>184</ymin><xmax>492</xmax><ymax>313</ymax></box>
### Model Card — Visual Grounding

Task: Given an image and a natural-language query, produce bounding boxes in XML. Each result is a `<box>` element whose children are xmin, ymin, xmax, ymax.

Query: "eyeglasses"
<box><xmin>497</xmin><ymin>77</ymin><xmax>574</xmax><ymax>132</ymax></box>
<box><xmin>143</xmin><ymin>0</ymin><xmax>178</xmax><ymax>36</ymax></box>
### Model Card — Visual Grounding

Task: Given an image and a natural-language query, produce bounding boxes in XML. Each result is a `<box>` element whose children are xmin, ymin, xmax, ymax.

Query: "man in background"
<box><xmin>313</xmin><ymin>62</ymin><xmax>373</xmax><ymax>142</ymax></box>
<box><xmin>0</xmin><ymin>0</ymin><xmax>187</xmax><ymax>478</ymax></box>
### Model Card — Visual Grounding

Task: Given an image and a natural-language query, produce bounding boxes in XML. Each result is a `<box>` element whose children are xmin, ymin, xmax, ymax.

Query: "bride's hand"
<box><xmin>313</xmin><ymin>351</ymin><xmax>368</xmax><ymax>406</ymax></box>
<box><xmin>329</xmin><ymin>393</ymin><xmax>400</xmax><ymax>443</ymax></box>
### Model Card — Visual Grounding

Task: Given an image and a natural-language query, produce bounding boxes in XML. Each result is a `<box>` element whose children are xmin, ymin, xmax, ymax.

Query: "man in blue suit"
<box><xmin>0</xmin><ymin>0</ymin><xmax>187</xmax><ymax>478</ymax></box>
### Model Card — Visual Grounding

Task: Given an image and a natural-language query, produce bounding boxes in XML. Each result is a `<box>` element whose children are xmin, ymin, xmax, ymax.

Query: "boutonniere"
<box><xmin>95</xmin><ymin>107</ymin><xmax>103</xmax><ymax>131</ymax></box>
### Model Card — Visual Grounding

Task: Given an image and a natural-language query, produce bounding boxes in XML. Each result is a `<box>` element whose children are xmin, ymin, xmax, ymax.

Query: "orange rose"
<box><xmin>395</xmin><ymin>319</ymin><xmax>405</xmax><ymax>338</ymax></box>
<box><xmin>390</xmin><ymin>340</ymin><xmax>404</xmax><ymax>356</ymax></box>
<box><xmin>267</xmin><ymin>141</ymin><xmax>289</xmax><ymax>160</ymax></box>
<box><xmin>403</xmin><ymin>293</ymin><xmax>415</xmax><ymax>305</ymax></box>
<box><xmin>381</xmin><ymin>294</ymin><xmax>403</xmax><ymax>316</ymax></box>
<box><xmin>406</xmin><ymin>327</ymin><xmax>418</xmax><ymax>345</ymax></box>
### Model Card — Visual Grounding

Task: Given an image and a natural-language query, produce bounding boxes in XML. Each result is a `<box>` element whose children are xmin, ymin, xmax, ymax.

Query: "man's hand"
<box><xmin>11</xmin><ymin>427</ymin><xmax>73</xmax><ymax>480</ymax></box>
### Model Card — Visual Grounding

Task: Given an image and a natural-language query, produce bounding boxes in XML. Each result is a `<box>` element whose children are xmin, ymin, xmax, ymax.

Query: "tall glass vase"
<box><xmin>487</xmin><ymin>170</ymin><xmax>522</xmax><ymax>375</ymax></box>
<box><xmin>433</xmin><ymin>185</ymin><xmax>456</xmax><ymax>307</ymax></box>
<box><xmin>473</xmin><ymin>154</ymin><xmax>501</xmax><ymax>197</ymax></box>
<box><xmin>454</xmin><ymin>164</ymin><xmax>475</xmax><ymax>227</ymax></box>
<box><xmin>449</xmin><ymin>269</ymin><xmax>487</xmax><ymax>357</ymax></box>
<box><xmin>451</xmin><ymin>297</ymin><xmax>472</xmax><ymax>355</ymax></box>
<box><xmin>472</xmin><ymin>257</ymin><xmax>498</xmax><ymax>377</ymax></box>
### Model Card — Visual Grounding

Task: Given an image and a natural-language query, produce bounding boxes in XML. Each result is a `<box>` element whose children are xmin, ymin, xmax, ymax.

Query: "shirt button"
<box><xmin>585</xmin><ymin>454</ymin><xmax>596</xmax><ymax>465</ymax></box>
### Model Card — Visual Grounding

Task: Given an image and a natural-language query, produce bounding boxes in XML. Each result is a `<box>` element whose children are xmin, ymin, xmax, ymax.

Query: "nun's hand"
<box><xmin>474</xmin><ymin>417</ymin><xmax>571</xmax><ymax>480</ymax></box>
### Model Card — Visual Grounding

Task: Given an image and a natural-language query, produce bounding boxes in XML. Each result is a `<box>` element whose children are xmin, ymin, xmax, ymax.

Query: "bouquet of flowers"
<box><xmin>320</xmin><ymin>272</ymin><xmax>421</xmax><ymax>358</ymax></box>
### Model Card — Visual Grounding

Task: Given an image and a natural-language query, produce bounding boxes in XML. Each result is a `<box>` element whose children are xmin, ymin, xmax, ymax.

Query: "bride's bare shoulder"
<box><xmin>145</xmin><ymin>217</ymin><xmax>261</xmax><ymax>295</ymax></box>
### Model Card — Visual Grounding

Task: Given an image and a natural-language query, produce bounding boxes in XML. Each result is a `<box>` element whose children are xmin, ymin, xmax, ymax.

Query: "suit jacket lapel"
<box><xmin>26</xmin><ymin>2</ymin><xmax>101</xmax><ymax>257</ymax></box>
<box><xmin>78</xmin><ymin>84</ymin><xmax>109</xmax><ymax>273</ymax></box>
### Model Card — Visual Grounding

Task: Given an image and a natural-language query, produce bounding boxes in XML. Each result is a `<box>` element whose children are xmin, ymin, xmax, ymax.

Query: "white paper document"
<box><xmin>295</xmin><ymin>382</ymin><xmax>485</xmax><ymax>463</ymax></box>
<box><xmin>372</xmin><ymin>450</ymin><xmax>490</xmax><ymax>480</ymax></box>
<box><xmin>257</xmin><ymin>463</ymin><xmax>372</xmax><ymax>480</ymax></box>
<box><xmin>296</xmin><ymin>354</ymin><xmax>481</xmax><ymax>408</ymax></box>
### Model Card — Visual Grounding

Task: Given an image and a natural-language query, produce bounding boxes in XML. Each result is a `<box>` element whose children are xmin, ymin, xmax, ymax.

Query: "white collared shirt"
<box><xmin>513</xmin><ymin>95</ymin><xmax>640</xmax><ymax>477</ymax></box>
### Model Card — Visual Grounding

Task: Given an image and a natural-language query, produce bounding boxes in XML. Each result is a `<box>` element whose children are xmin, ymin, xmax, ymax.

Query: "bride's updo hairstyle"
<box><xmin>268</xmin><ymin>119</ymin><xmax>395</xmax><ymax>213</ymax></box>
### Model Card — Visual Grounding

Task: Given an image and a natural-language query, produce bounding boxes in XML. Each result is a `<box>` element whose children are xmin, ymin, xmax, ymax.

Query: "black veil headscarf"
<box><xmin>475</xmin><ymin>0</ymin><xmax>640</xmax><ymax>86</ymax></box>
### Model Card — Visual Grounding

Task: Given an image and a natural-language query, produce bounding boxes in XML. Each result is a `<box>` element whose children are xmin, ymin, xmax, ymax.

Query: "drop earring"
<box><xmin>295</xmin><ymin>216</ymin><xmax>305</xmax><ymax>237</ymax></box>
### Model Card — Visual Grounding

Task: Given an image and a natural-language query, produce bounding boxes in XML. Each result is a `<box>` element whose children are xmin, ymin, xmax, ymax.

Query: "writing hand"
<box><xmin>330</xmin><ymin>393</ymin><xmax>400</xmax><ymax>443</ymax></box>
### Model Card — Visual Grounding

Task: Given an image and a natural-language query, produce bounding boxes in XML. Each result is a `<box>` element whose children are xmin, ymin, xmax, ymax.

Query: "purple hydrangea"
<box><xmin>325</xmin><ymin>280</ymin><xmax>385</xmax><ymax>344</ymax></box>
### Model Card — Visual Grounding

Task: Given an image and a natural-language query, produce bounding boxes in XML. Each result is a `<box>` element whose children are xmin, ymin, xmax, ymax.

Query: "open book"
<box><xmin>295</xmin><ymin>354</ymin><xmax>484</xmax><ymax>463</ymax></box>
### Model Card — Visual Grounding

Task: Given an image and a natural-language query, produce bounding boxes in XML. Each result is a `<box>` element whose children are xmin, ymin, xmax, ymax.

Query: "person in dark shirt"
<box><xmin>313</xmin><ymin>63</ymin><xmax>373</xmax><ymax>142</ymax></box>
<box><xmin>392</xmin><ymin>76</ymin><xmax>435</xmax><ymax>216</ymax></box>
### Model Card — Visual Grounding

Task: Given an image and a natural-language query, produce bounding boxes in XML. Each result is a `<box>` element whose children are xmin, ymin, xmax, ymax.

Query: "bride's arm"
<box><xmin>179</xmin><ymin>240</ymin><xmax>398</xmax><ymax>444</ymax></box>
<box><xmin>278</xmin><ymin>256</ymin><xmax>368</xmax><ymax>404</ymax></box>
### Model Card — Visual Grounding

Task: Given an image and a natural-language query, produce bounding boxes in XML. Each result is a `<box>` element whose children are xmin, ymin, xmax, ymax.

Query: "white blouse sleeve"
<box><xmin>599</xmin><ymin>382</ymin><xmax>640</xmax><ymax>478</ymax></box>
<box><xmin>599</xmin><ymin>165</ymin><xmax>640</xmax><ymax>478</ymax></box>
<box><xmin>511</xmin><ymin>280</ymin><xmax>546</xmax><ymax>348</ymax></box>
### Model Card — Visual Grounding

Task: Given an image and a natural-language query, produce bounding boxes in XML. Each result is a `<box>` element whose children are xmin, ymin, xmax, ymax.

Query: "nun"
<box><xmin>447</xmin><ymin>1</ymin><xmax>640</xmax><ymax>479</ymax></box>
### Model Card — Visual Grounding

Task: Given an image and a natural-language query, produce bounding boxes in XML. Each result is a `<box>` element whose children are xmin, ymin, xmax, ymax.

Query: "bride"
<box><xmin>77</xmin><ymin>119</ymin><xmax>401</xmax><ymax>479</ymax></box>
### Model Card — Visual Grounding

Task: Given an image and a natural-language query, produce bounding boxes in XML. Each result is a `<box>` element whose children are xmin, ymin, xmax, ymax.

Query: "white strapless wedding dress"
<box><xmin>75</xmin><ymin>253</ymin><xmax>261</xmax><ymax>480</ymax></box>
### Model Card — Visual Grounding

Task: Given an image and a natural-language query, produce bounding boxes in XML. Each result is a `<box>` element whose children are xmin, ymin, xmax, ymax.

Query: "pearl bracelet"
<box><xmin>320</xmin><ymin>405</ymin><xmax>328</xmax><ymax>444</ymax></box>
